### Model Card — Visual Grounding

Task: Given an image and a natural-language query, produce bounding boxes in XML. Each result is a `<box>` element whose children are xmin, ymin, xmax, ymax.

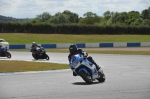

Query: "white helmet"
<box><xmin>32</xmin><ymin>42</ymin><xmax>36</xmax><ymax>45</ymax></box>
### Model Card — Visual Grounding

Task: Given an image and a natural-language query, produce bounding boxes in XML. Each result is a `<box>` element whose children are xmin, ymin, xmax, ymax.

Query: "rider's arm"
<box><xmin>78</xmin><ymin>49</ymin><xmax>88</xmax><ymax>57</ymax></box>
<box><xmin>68</xmin><ymin>54</ymin><xmax>72</xmax><ymax>63</ymax></box>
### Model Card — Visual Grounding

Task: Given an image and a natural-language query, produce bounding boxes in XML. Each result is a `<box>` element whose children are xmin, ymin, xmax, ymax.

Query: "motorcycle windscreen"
<box><xmin>70</xmin><ymin>54</ymin><xmax>83</xmax><ymax>69</ymax></box>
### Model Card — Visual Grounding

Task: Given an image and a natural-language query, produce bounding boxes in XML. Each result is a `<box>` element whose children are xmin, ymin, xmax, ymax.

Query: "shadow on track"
<box><xmin>72</xmin><ymin>81</ymin><xmax>102</xmax><ymax>85</ymax></box>
<box><xmin>31</xmin><ymin>59</ymin><xmax>49</xmax><ymax>61</ymax></box>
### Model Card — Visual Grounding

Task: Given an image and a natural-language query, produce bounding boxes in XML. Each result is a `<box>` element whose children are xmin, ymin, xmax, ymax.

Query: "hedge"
<box><xmin>0</xmin><ymin>22</ymin><xmax>150</xmax><ymax>34</ymax></box>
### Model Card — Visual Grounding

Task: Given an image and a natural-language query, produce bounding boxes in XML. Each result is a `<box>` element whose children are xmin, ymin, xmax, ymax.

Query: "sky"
<box><xmin>0</xmin><ymin>0</ymin><xmax>150</xmax><ymax>18</ymax></box>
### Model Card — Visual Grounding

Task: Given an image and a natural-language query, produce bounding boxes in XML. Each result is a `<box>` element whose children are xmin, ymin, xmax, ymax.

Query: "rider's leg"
<box><xmin>87</xmin><ymin>56</ymin><xmax>101</xmax><ymax>70</ymax></box>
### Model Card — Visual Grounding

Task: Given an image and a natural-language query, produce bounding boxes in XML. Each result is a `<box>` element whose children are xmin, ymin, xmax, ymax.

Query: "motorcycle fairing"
<box><xmin>70</xmin><ymin>54</ymin><xmax>100</xmax><ymax>79</ymax></box>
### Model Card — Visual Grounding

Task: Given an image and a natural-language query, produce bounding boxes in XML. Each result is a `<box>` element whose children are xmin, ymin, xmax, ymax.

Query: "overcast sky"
<box><xmin>0</xmin><ymin>0</ymin><xmax>150</xmax><ymax>18</ymax></box>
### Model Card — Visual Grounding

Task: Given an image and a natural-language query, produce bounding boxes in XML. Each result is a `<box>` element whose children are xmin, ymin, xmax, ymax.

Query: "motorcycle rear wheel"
<box><xmin>78</xmin><ymin>71</ymin><xmax>93</xmax><ymax>84</ymax></box>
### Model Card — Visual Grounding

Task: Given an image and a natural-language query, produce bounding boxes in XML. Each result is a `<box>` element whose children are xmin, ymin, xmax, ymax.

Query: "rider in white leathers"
<box><xmin>68</xmin><ymin>44</ymin><xmax>101</xmax><ymax>76</ymax></box>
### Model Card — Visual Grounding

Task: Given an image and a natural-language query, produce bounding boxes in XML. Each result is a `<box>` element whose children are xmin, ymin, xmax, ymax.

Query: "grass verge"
<box><xmin>1</xmin><ymin>33</ymin><xmax>150</xmax><ymax>44</ymax></box>
<box><xmin>0</xmin><ymin>60</ymin><xmax>69</xmax><ymax>73</ymax></box>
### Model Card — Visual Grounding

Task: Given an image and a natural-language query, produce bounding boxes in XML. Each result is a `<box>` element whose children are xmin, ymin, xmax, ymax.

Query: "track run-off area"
<box><xmin>0</xmin><ymin>51</ymin><xmax>150</xmax><ymax>99</ymax></box>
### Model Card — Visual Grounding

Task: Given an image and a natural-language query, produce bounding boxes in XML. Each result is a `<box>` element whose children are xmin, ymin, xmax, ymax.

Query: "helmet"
<box><xmin>32</xmin><ymin>42</ymin><xmax>36</xmax><ymax>45</ymax></box>
<box><xmin>32</xmin><ymin>42</ymin><xmax>36</xmax><ymax>44</ymax></box>
<box><xmin>69</xmin><ymin>44</ymin><xmax>77</xmax><ymax>54</ymax></box>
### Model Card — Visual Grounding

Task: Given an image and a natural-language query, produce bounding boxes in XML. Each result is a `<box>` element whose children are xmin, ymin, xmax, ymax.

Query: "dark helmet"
<box><xmin>69</xmin><ymin>44</ymin><xmax>77</xmax><ymax>54</ymax></box>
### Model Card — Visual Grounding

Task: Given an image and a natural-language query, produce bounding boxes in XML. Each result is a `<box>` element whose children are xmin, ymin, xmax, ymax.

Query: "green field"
<box><xmin>1</xmin><ymin>33</ymin><xmax>150</xmax><ymax>44</ymax></box>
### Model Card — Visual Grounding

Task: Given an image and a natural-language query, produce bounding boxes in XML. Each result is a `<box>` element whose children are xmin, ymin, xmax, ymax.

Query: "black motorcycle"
<box><xmin>0</xmin><ymin>46</ymin><xmax>11</xmax><ymax>58</ymax></box>
<box><xmin>29</xmin><ymin>46</ymin><xmax>49</xmax><ymax>60</ymax></box>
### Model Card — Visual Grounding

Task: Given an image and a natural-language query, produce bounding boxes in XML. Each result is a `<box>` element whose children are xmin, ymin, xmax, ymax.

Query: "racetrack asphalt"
<box><xmin>0</xmin><ymin>51</ymin><xmax>150</xmax><ymax>99</ymax></box>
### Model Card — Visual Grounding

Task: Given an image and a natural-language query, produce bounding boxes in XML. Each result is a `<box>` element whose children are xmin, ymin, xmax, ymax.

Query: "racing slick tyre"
<box><xmin>45</xmin><ymin>54</ymin><xmax>49</xmax><ymax>60</ymax></box>
<box><xmin>79</xmin><ymin>71</ymin><xmax>93</xmax><ymax>84</ymax></box>
<box><xmin>97</xmin><ymin>71</ymin><xmax>105</xmax><ymax>82</ymax></box>
<box><xmin>32</xmin><ymin>53</ymin><xmax>38</xmax><ymax>60</ymax></box>
<box><xmin>6</xmin><ymin>52</ymin><xmax>11</xmax><ymax>58</ymax></box>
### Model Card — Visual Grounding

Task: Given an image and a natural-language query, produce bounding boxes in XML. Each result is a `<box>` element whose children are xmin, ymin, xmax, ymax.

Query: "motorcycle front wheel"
<box><xmin>97</xmin><ymin>71</ymin><xmax>105</xmax><ymax>82</ymax></box>
<box><xmin>6</xmin><ymin>52</ymin><xmax>11</xmax><ymax>58</ymax></box>
<box><xmin>78</xmin><ymin>71</ymin><xmax>93</xmax><ymax>84</ymax></box>
<box><xmin>32</xmin><ymin>53</ymin><xmax>38</xmax><ymax>60</ymax></box>
<box><xmin>45</xmin><ymin>54</ymin><xmax>49</xmax><ymax>60</ymax></box>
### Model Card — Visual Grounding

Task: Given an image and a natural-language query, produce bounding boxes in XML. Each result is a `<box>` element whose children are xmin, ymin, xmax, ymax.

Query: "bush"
<box><xmin>0</xmin><ymin>22</ymin><xmax>150</xmax><ymax>35</ymax></box>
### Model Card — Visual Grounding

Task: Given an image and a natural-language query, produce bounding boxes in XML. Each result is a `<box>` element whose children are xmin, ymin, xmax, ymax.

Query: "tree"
<box><xmin>78</xmin><ymin>18</ymin><xmax>95</xmax><ymax>24</ymax></box>
<box><xmin>103</xmin><ymin>10</ymin><xmax>113</xmax><ymax>20</ymax></box>
<box><xmin>26</xmin><ymin>18</ymin><xmax>40</xmax><ymax>24</ymax></box>
<box><xmin>106</xmin><ymin>12</ymin><xmax>126</xmax><ymax>25</ymax></box>
<box><xmin>36</xmin><ymin>12</ymin><xmax>51</xmax><ymax>22</ymax></box>
<box><xmin>50</xmin><ymin>10</ymin><xmax>79</xmax><ymax>24</ymax></box>
<box><xmin>127</xmin><ymin>11</ymin><xmax>140</xmax><ymax>19</ymax></box>
<box><xmin>83</xmin><ymin>12</ymin><xmax>97</xmax><ymax>18</ymax></box>
<box><xmin>125</xmin><ymin>11</ymin><xmax>140</xmax><ymax>25</ymax></box>
<box><xmin>62</xmin><ymin>10</ymin><xmax>79</xmax><ymax>23</ymax></box>
<box><xmin>141</xmin><ymin>7</ymin><xmax>150</xmax><ymax>19</ymax></box>
<box><xmin>142</xmin><ymin>9</ymin><xmax>149</xmax><ymax>19</ymax></box>
<box><xmin>117</xmin><ymin>12</ymin><xmax>128</xmax><ymax>23</ymax></box>
<box><xmin>133</xmin><ymin>18</ymin><xmax>143</xmax><ymax>25</ymax></box>
<box><xmin>142</xmin><ymin>19</ymin><xmax>150</xmax><ymax>26</ymax></box>
<box><xmin>79</xmin><ymin>12</ymin><xmax>102</xmax><ymax>25</ymax></box>
<box><xmin>50</xmin><ymin>12</ymin><xmax>69</xmax><ymax>24</ymax></box>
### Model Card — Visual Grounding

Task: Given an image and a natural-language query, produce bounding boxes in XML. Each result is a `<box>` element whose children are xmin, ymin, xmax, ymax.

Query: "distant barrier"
<box><xmin>2</xmin><ymin>42</ymin><xmax>150</xmax><ymax>49</ymax></box>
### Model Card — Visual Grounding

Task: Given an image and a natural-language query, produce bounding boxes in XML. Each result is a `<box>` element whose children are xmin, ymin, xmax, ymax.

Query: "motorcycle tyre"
<box><xmin>6</xmin><ymin>52</ymin><xmax>11</xmax><ymax>58</ymax></box>
<box><xmin>34</xmin><ymin>56</ymin><xmax>38</xmax><ymax>60</ymax></box>
<box><xmin>45</xmin><ymin>54</ymin><xmax>49</xmax><ymax>60</ymax></box>
<box><xmin>78</xmin><ymin>71</ymin><xmax>93</xmax><ymax>84</ymax></box>
<box><xmin>32</xmin><ymin>53</ymin><xmax>36</xmax><ymax>58</ymax></box>
<box><xmin>32</xmin><ymin>53</ymin><xmax>38</xmax><ymax>60</ymax></box>
<box><xmin>97</xmin><ymin>71</ymin><xmax>105</xmax><ymax>82</ymax></box>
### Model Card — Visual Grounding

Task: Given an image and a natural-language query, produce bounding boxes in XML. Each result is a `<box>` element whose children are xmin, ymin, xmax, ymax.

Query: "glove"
<box><xmin>83</xmin><ymin>52</ymin><xmax>87</xmax><ymax>57</ymax></box>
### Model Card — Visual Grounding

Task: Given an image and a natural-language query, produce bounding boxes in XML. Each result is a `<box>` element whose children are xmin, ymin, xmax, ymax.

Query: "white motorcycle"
<box><xmin>70</xmin><ymin>54</ymin><xmax>105</xmax><ymax>84</ymax></box>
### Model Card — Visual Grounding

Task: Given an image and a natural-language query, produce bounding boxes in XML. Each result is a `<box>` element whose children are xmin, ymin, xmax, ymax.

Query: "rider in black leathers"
<box><xmin>68</xmin><ymin>44</ymin><xmax>101</xmax><ymax>76</ymax></box>
<box><xmin>0</xmin><ymin>45</ymin><xmax>2</xmax><ymax>52</ymax></box>
<box><xmin>31</xmin><ymin>42</ymin><xmax>39</xmax><ymax>51</ymax></box>
<box><xmin>0</xmin><ymin>45</ymin><xmax>5</xmax><ymax>55</ymax></box>
<box><xmin>31</xmin><ymin>42</ymin><xmax>43</xmax><ymax>56</ymax></box>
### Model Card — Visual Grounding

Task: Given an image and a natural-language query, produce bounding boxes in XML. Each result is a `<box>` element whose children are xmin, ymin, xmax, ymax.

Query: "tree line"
<box><xmin>28</xmin><ymin>7</ymin><xmax>150</xmax><ymax>26</ymax></box>
<box><xmin>0</xmin><ymin>15</ymin><xmax>31</xmax><ymax>22</ymax></box>
<box><xmin>0</xmin><ymin>7</ymin><xmax>150</xmax><ymax>34</ymax></box>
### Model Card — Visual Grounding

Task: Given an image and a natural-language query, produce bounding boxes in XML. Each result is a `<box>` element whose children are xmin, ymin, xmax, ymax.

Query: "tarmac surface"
<box><xmin>0</xmin><ymin>51</ymin><xmax>150</xmax><ymax>99</ymax></box>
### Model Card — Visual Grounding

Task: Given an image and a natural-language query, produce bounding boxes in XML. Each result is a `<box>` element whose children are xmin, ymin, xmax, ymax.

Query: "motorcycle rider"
<box><xmin>68</xmin><ymin>44</ymin><xmax>101</xmax><ymax>76</ymax></box>
<box><xmin>31</xmin><ymin>42</ymin><xmax>38</xmax><ymax>49</ymax></box>
<box><xmin>31</xmin><ymin>42</ymin><xmax>45</xmax><ymax>57</ymax></box>
<box><xmin>0</xmin><ymin>45</ymin><xmax>5</xmax><ymax>55</ymax></box>
<box><xmin>31</xmin><ymin>42</ymin><xmax>41</xmax><ymax>51</ymax></box>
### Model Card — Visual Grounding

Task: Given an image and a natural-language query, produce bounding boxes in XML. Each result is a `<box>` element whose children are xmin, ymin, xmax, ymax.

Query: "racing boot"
<box><xmin>73</xmin><ymin>71</ymin><xmax>77</xmax><ymax>76</ymax></box>
<box><xmin>94</xmin><ymin>63</ymin><xmax>101</xmax><ymax>70</ymax></box>
<box><xmin>96</xmin><ymin>65</ymin><xmax>104</xmax><ymax>75</ymax></box>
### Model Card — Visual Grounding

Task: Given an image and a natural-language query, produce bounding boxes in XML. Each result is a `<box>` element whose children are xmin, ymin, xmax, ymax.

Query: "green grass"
<box><xmin>0</xmin><ymin>60</ymin><xmax>69</xmax><ymax>73</ymax></box>
<box><xmin>1</xmin><ymin>33</ymin><xmax>150</xmax><ymax>44</ymax></box>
